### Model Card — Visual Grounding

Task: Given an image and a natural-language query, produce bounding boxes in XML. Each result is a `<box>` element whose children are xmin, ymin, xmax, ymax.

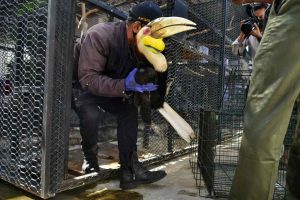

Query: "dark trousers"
<box><xmin>73</xmin><ymin>92</ymin><xmax>138</xmax><ymax>163</ymax></box>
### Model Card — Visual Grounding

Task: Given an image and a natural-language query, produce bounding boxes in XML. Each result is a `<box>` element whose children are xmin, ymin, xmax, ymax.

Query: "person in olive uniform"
<box><xmin>229</xmin><ymin>0</ymin><xmax>300</xmax><ymax>199</ymax></box>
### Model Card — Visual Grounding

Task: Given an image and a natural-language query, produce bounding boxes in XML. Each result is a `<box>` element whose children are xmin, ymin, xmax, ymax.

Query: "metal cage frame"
<box><xmin>1</xmin><ymin>1</ymin><xmax>296</xmax><ymax>199</ymax></box>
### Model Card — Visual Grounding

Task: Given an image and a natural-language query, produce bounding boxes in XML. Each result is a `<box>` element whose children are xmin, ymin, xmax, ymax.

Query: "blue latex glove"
<box><xmin>125</xmin><ymin>68</ymin><xmax>158</xmax><ymax>92</ymax></box>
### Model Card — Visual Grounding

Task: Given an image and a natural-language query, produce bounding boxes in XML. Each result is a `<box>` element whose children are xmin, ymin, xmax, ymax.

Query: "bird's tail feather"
<box><xmin>158</xmin><ymin>102</ymin><xmax>195</xmax><ymax>143</ymax></box>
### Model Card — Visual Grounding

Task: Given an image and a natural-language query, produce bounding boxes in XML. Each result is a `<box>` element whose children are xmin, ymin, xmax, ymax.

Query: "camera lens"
<box><xmin>241</xmin><ymin>22</ymin><xmax>254</xmax><ymax>35</ymax></box>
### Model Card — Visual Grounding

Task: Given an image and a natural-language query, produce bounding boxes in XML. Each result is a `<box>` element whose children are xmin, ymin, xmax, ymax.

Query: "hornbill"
<box><xmin>134</xmin><ymin>17</ymin><xmax>216</xmax><ymax>195</ymax></box>
<box><xmin>133</xmin><ymin>17</ymin><xmax>196</xmax><ymax>143</ymax></box>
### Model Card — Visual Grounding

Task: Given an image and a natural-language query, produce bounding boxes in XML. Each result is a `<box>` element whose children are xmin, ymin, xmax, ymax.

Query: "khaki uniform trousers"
<box><xmin>229</xmin><ymin>0</ymin><xmax>300</xmax><ymax>199</ymax></box>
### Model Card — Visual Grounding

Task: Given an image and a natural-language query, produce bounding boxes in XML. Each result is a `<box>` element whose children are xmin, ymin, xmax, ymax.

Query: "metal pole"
<box><xmin>63</xmin><ymin>0</ymin><xmax>77</xmax><ymax>180</ymax></box>
<box><xmin>219</xmin><ymin>0</ymin><xmax>228</xmax><ymax>111</ymax></box>
<box><xmin>41</xmin><ymin>0</ymin><xmax>57</xmax><ymax>198</ymax></box>
<box><xmin>88</xmin><ymin>0</ymin><xmax>127</xmax><ymax>20</ymax></box>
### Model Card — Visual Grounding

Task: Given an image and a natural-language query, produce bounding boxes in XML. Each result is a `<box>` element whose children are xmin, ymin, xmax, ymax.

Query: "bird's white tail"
<box><xmin>158</xmin><ymin>102</ymin><xmax>195</xmax><ymax>143</ymax></box>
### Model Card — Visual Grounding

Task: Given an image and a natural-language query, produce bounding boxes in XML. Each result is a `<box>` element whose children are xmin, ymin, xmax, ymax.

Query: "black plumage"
<box><xmin>133</xmin><ymin>59</ymin><xmax>168</xmax><ymax>125</ymax></box>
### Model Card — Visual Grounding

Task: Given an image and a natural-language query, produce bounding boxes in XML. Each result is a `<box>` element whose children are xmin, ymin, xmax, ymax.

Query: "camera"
<box><xmin>241</xmin><ymin>18</ymin><xmax>257</xmax><ymax>35</ymax></box>
<box><xmin>240</xmin><ymin>3</ymin><xmax>269</xmax><ymax>35</ymax></box>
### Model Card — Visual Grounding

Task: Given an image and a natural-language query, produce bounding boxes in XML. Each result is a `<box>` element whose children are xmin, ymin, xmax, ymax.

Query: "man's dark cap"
<box><xmin>128</xmin><ymin>1</ymin><xmax>163</xmax><ymax>25</ymax></box>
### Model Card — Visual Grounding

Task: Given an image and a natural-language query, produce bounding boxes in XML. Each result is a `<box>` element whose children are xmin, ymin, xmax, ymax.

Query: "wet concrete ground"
<box><xmin>0</xmin><ymin>156</ymin><xmax>211</xmax><ymax>200</ymax></box>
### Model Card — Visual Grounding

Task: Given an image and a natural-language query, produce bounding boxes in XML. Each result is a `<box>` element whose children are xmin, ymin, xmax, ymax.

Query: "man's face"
<box><xmin>132</xmin><ymin>21</ymin><xmax>143</xmax><ymax>37</ymax></box>
<box><xmin>254</xmin><ymin>8</ymin><xmax>266</xmax><ymax>20</ymax></box>
<box><xmin>131</xmin><ymin>21</ymin><xmax>149</xmax><ymax>57</ymax></box>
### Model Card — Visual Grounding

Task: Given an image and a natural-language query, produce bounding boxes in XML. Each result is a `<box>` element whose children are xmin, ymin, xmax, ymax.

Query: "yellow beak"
<box><xmin>147</xmin><ymin>17</ymin><xmax>196</xmax><ymax>39</ymax></box>
<box><xmin>142</xmin><ymin>36</ymin><xmax>165</xmax><ymax>53</ymax></box>
<box><xmin>136</xmin><ymin>17</ymin><xmax>196</xmax><ymax>72</ymax></box>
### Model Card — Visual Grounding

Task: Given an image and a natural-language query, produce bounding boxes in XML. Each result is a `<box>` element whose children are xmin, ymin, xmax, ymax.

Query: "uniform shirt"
<box><xmin>78</xmin><ymin>21</ymin><xmax>135</xmax><ymax>97</ymax></box>
<box><xmin>232</xmin><ymin>35</ymin><xmax>260</xmax><ymax>71</ymax></box>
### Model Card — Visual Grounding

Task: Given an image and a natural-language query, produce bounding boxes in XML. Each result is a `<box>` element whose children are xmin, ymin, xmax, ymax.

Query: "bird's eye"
<box><xmin>143</xmin><ymin>27</ymin><xmax>151</xmax><ymax>36</ymax></box>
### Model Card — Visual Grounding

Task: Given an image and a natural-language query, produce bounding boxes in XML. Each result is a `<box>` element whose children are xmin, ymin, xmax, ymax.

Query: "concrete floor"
<box><xmin>0</xmin><ymin>156</ymin><xmax>212</xmax><ymax>200</ymax></box>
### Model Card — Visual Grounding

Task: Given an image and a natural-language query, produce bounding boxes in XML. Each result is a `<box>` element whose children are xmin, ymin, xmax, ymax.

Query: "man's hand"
<box><xmin>232</xmin><ymin>0</ymin><xmax>273</xmax><ymax>4</ymax></box>
<box><xmin>125</xmin><ymin>68</ymin><xmax>158</xmax><ymax>93</ymax></box>
<box><xmin>250</xmin><ymin>23</ymin><xmax>263</xmax><ymax>41</ymax></box>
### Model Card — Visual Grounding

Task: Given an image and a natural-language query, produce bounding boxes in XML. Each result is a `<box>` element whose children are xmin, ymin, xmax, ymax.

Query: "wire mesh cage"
<box><xmin>0</xmin><ymin>0</ymin><xmax>75</xmax><ymax>198</ymax></box>
<box><xmin>68</xmin><ymin>1</ymin><xmax>298</xmax><ymax>199</ymax></box>
<box><xmin>273</xmin><ymin>101</ymin><xmax>299</xmax><ymax>199</ymax></box>
<box><xmin>67</xmin><ymin>0</ymin><xmax>196</xmax><ymax>173</ymax></box>
<box><xmin>1</xmin><ymin>0</ymin><xmax>204</xmax><ymax>198</ymax></box>
<box><xmin>1</xmin><ymin>0</ymin><xmax>298</xmax><ymax>199</ymax></box>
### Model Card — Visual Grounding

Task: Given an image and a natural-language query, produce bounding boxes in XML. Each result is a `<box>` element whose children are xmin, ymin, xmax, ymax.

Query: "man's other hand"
<box><xmin>125</xmin><ymin>68</ymin><xmax>158</xmax><ymax>93</ymax></box>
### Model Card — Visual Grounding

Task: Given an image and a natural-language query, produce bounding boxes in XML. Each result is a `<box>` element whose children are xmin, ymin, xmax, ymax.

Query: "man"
<box><xmin>76</xmin><ymin>1</ymin><xmax>167</xmax><ymax>190</ymax></box>
<box><xmin>229</xmin><ymin>0</ymin><xmax>300</xmax><ymax>199</ymax></box>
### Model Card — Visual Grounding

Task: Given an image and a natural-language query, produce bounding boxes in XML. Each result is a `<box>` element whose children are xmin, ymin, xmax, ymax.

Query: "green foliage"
<box><xmin>18</xmin><ymin>0</ymin><xmax>43</xmax><ymax>16</ymax></box>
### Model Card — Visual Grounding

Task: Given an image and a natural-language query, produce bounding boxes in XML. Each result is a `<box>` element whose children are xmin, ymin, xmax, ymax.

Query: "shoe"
<box><xmin>120</xmin><ymin>152</ymin><xmax>166</xmax><ymax>189</ymax></box>
<box><xmin>82</xmin><ymin>159</ymin><xmax>100</xmax><ymax>174</ymax></box>
<box><xmin>82</xmin><ymin>145</ymin><xmax>100</xmax><ymax>174</ymax></box>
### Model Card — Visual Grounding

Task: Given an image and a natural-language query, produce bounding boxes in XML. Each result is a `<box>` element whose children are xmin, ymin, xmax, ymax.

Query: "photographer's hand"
<box><xmin>237</xmin><ymin>32</ymin><xmax>246</xmax><ymax>43</ymax></box>
<box><xmin>237</xmin><ymin>21</ymin><xmax>247</xmax><ymax>43</ymax></box>
<box><xmin>250</xmin><ymin>23</ymin><xmax>262</xmax><ymax>41</ymax></box>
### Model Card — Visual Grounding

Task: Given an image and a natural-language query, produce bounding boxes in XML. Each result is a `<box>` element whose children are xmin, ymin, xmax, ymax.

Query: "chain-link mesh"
<box><xmin>215</xmin><ymin>1</ymin><xmax>249</xmax><ymax>190</ymax></box>
<box><xmin>69</xmin><ymin>0</ymin><xmax>195</xmax><ymax>167</ymax></box>
<box><xmin>1</xmin><ymin>0</ymin><xmax>297</xmax><ymax>199</ymax></box>
<box><xmin>0</xmin><ymin>0</ymin><xmax>75</xmax><ymax>198</ymax></box>
<box><xmin>274</xmin><ymin>102</ymin><xmax>298</xmax><ymax>199</ymax></box>
<box><xmin>0</xmin><ymin>0</ymin><xmax>49</xmax><ymax>195</ymax></box>
<box><xmin>69</xmin><ymin>1</ymin><xmax>298</xmax><ymax>198</ymax></box>
<box><xmin>56</xmin><ymin>0</ymin><xmax>198</xmax><ymax>194</ymax></box>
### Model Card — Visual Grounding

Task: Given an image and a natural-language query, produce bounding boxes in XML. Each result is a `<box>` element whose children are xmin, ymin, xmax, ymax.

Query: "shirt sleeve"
<box><xmin>232</xmin><ymin>38</ymin><xmax>247</xmax><ymax>57</ymax></box>
<box><xmin>78</xmin><ymin>31</ymin><xmax>125</xmax><ymax>97</ymax></box>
